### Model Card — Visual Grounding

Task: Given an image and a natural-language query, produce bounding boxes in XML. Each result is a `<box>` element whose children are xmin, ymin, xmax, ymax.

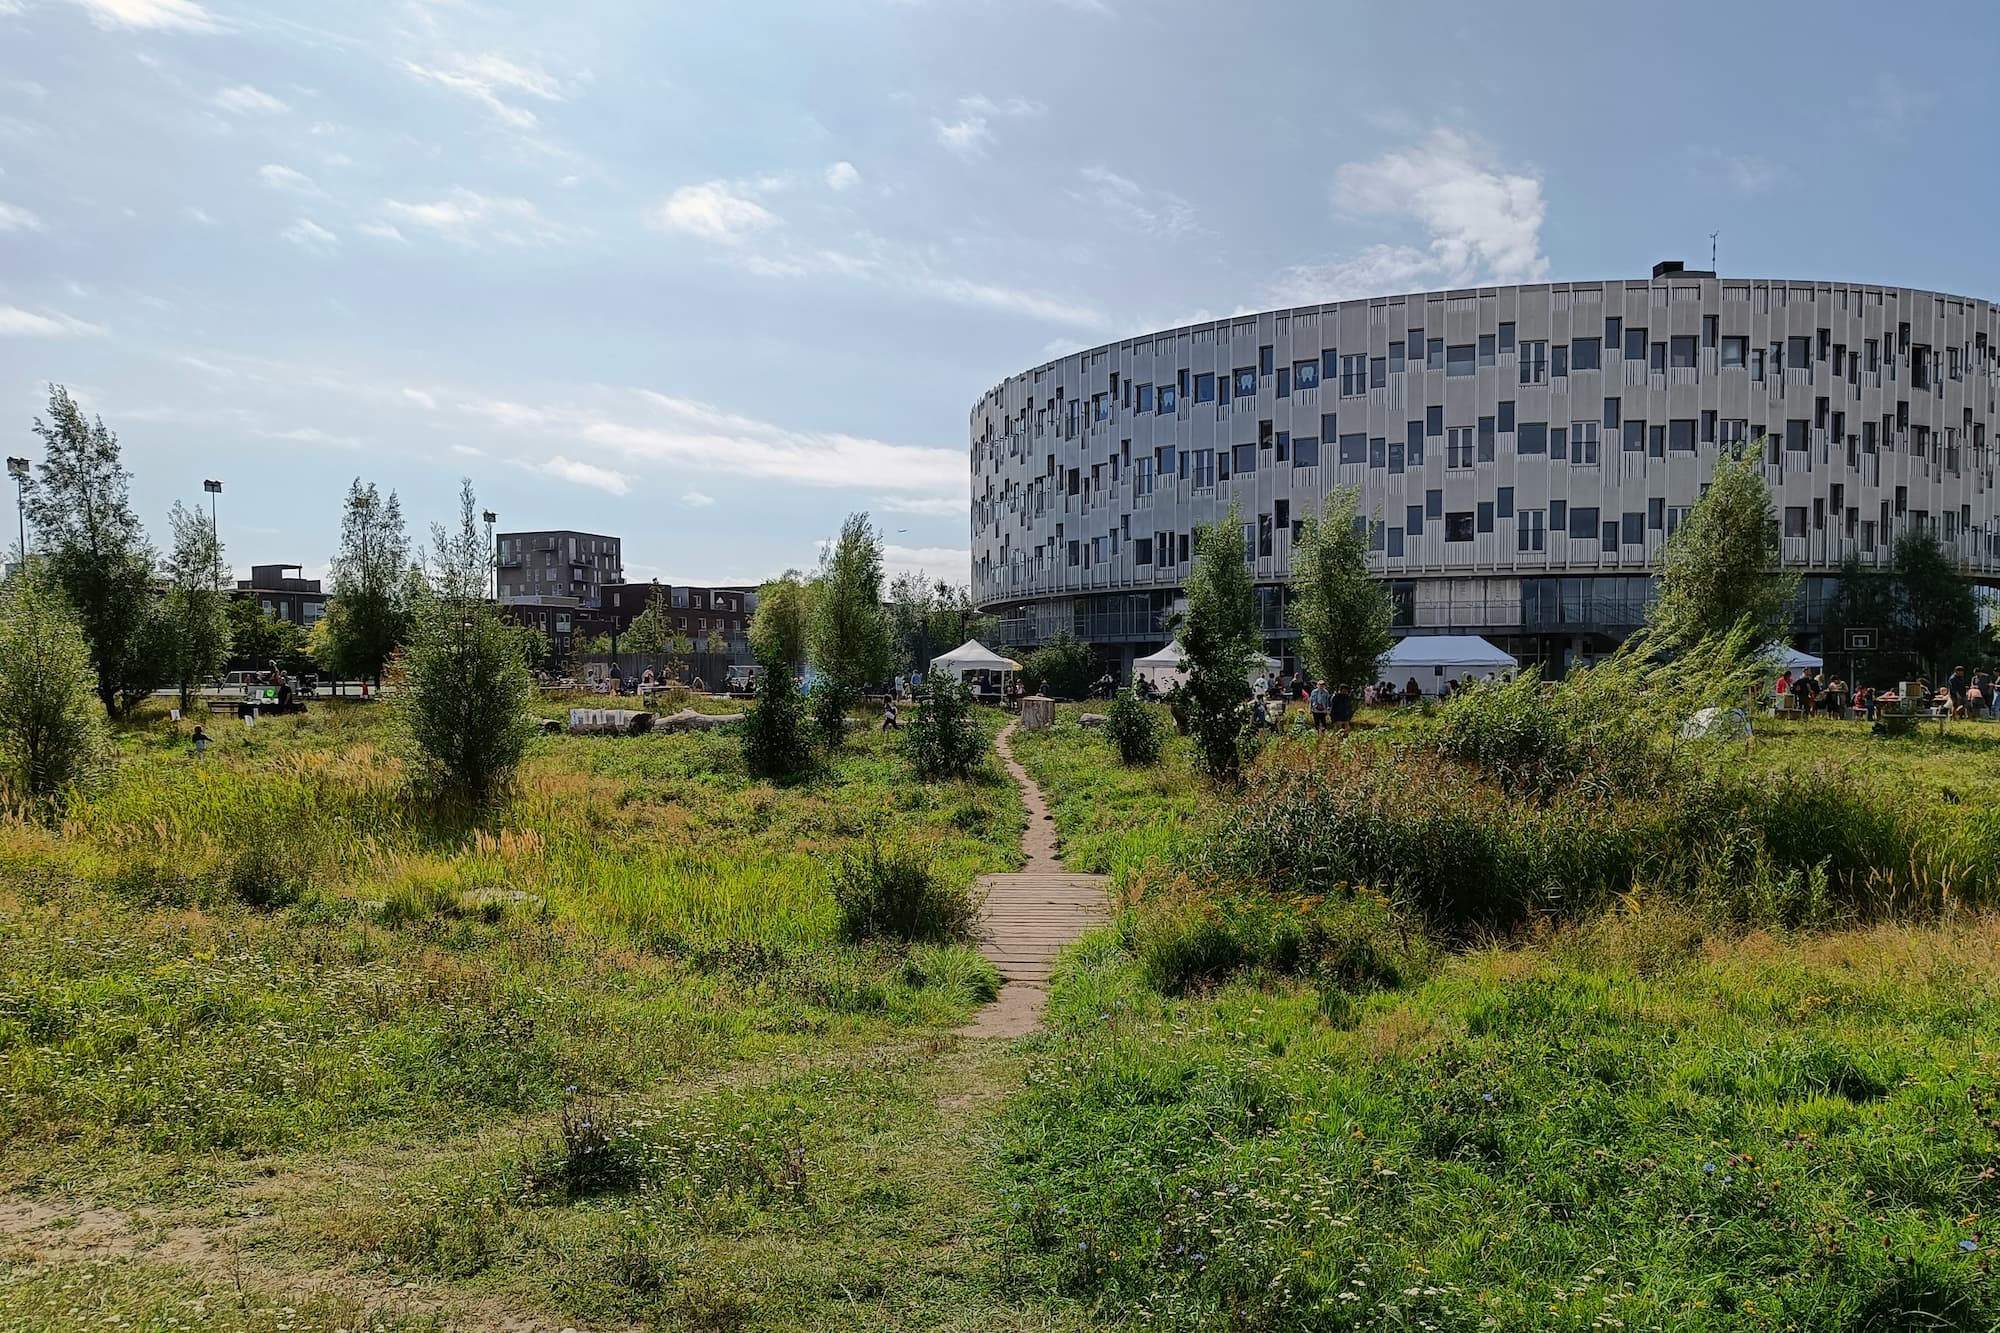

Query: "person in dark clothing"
<box><xmin>1329</xmin><ymin>683</ymin><xmax>1354</xmax><ymax>733</ymax></box>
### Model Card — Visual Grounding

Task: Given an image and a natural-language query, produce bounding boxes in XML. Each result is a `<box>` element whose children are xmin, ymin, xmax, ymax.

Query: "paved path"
<box><xmin>958</xmin><ymin>720</ymin><xmax>1110</xmax><ymax>1038</ymax></box>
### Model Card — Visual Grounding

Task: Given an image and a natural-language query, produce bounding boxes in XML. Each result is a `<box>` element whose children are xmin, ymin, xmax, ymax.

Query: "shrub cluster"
<box><xmin>1103</xmin><ymin>686</ymin><xmax>1162</xmax><ymax>766</ymax></box>
<box><xmin>903</xmin><ymin>677</ymin><xmax>986</xmax><ymax>778</ymax></box>
<box><xmin>827</xmin><ymin>839</ymin><xmax>979</xmax><ymax>943</ymax></box>
<box><xmin>741</xmin><ymin>658</ymin><xmax>814</xmax><ymax>780</ymax></box>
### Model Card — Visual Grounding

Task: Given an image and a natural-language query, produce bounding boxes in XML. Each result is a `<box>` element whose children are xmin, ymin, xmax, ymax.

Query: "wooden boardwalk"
<box><xmin>958</xmin><ymin>720</ymin><xmax>1110</xmax><ymax>1038</ymax></box>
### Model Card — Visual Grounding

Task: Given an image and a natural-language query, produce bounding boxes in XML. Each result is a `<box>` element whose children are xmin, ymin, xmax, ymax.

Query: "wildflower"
<box><xmin>1481</xmin><ymin>1093</ymin><xmax>1495</xmax><ymax>1104</ymax></box>
<box><xmin>1961</xmin><ymin>1240</ymin><xmax>1980</xmax><ymax>1253</ymax></box>
<box><xmin>1702</xmin><ymin>1162</ymin><xmax>1716</xmax><ymax>1174</ymax></box>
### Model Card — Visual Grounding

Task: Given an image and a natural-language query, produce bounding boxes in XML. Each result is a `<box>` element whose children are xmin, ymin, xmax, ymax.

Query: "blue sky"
<box><xmin>3</xmin><ymin>0</ymin><xmax>1996</xmax><ymax>588</ymax></box>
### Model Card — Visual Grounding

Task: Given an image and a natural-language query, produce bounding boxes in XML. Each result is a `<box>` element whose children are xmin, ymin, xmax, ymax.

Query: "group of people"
<box><xmin>1778</xmin><ymin>664</ymin><xmax>2000</xmax><ymax>721</ymax></box>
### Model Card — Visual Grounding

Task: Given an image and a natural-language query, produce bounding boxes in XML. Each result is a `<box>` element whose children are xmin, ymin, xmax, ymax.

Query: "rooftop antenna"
<box><xmin>1709</xmin><ymin>230</ymin><xmax>1719</xmax><ymax>271</ymax></box>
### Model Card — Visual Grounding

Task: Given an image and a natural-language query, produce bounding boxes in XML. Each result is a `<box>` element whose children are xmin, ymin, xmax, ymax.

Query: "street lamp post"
<box><xmin>481</xmin><ymin>509</ymin><xmax>497</xmax><ymax>602</ymax></box>
<box><xmin>5</xmin><ymin>457</ymin><xmax>28</xmax><ymax>568</ymax></box>
<box><xmin>202</xmin><ymin>479</ymin><xmax>223</xmax><ymax>593</ymax></box>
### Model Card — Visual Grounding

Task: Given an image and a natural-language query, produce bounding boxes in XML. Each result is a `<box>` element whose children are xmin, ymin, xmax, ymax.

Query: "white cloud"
<box><xmin>881</xmin><ymin>542</ymin><xmax>971</xmax><ymax>584</ymax></box>
<box><xmin>1687</xmin><ymin>148</ymin><xmax>1784</xmax><ymax>195</ymax></box>
<box><xmin>824</xmin><ymin>160</ymin><xmax>862</xmax><ymax>191</ymax></box>
<box><xmin>912</xmin><ymin>273</ymin><xmax>1104</xmax><ymax>329</ymax></box>
<box><xmin>258</xmin><ymin>163</ymin><xmax>322</xmax><ymax>196</ymax></box>
<box><xmin>380</xmin><ymin>188</ymin><xmax>572</xmax><ymax>246</ymax></box>
<box><xmin>1265</xmin><ymin>243</ymin><xmax>1443</xmax><ymax>306</ymax></box>
<box><xmin>402</xmin><ymin>387</ymin><xmax>437</xmax><ymax>409</ymax></box>
<box><xmin>69</xmin><ymin>0</ymin><xmax>215</xmax><ymax>31</ymax></box>
<box><xmin>1330</xmin><ymin>129</ymin><xmax>1548</xmax><ymax>287</ymax></box>
<box><xmin>681</xmin><ymin>490</ymin><xmax>715</xmax><ymax>508</ymax></box>
<box><xmin>931</xmin><ymin>93</ymin><xmax>1043</xmax><ymax>158</ymax></box>
<box><xmin>263</xmin><ymin>425</ymin><xmax>359</xmax><ymax>448</ymax></box>
<box><xmin>281</xmin><ymin>217</ymin><xmax>338</xmax><ymax>253</ymax></box>
<box><xmin>648</xmin><ymin>180</ymin><xmax>779</xmax><ymax>245</ymax></box>
<box><xmin>0</xmin><ymin>305</ymin><xmax>103</xmax><ymax>337</ymax></box>
<box><xmin>213</xmin><ymin>83</ymin><xmax>287</xmax><ymax>115</ymax></box>
<box><xmin>462</xmin><ymin>389</ymin><xmax>964</xmax><ymax>494</ymax></box>
<box><xmin>528</xmin><ymin>455</ymin><xmax>632</xmax><ymax>495</ymax></box>
<box><xmin>357</xmin><ymin>221</ymin><xmax>407</xmax><ymax>242</ymax></box>
<box><xmin>450</xmin><ymin>443</ymin><xmax>483</xmax><ymax>456</ymax></box>
<box><xmin>403</xmin><ymin>52</ymin><xmax>565</xmax><ymax>130</ymax></box>
<box><xmin>879</xmin><ymin>494</ymin><xmax>965</xmax><ymax>517</ymax></box>
<box><xmin>182</xmin><ymin>205</ymin><xmax>215</xmax><ymax>225</ymax></box>
<box><xmin>1073</xmin><ymin>166</ymin><xmax>1198</xmax><ymax>237</ymax></box>
<box><xmin>0</xmin><ymin>200</ymin><xmax>40</xmax><ymax>232</ymax></box>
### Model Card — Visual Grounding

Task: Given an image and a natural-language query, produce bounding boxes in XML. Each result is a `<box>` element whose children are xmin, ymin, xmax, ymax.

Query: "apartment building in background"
<box><xmin>599</xmin><ymin>581</ymin><xmax>757</xmax><ymax>642</ymax></box>
<box><xmin>495</xmin><ymin>530</ymin><xmax>624</xmax><ymax>607</ymax></box>
<box><xmin>970</xmin><ymin>265</ymin><xmax>2000</xmax><ymax>674</ymax></box>
<box><xmin>234</xmin><ymin>564</ymin><xmax>328</xmax><ymax>626</ymax></box>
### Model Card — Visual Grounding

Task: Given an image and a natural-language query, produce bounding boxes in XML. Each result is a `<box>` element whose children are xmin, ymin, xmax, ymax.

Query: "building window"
<box><xmin>1784</xmin><ymin>506</ymin><xmax>1807</xmax><ymax>538</ymax></box>
<box><xmin>1447</xmin><ymin>343</ymin><xmax>1476</xmax><ymax>377</ymax></box>
<box><xmin>1649</xmin><ymin>342</ymin><xmax>1666</xmax><ymax>374</ymax></box>
<box><xmin>1605</xmin><ymin>316</ymin><xmax>1621</xmax><ymax>349</ymax></box>
<box><xmin>1670</xmin><ymin>419</ymin><xmax>1696</xmax><ymax>452</ymax></box>
<box><xmin>1233</xmin><ymin>443</ymin><xmax>1257</xmax><ymax>474</ymax></box>
<box><xmin>1477</xmin><ymin>501</ymin><xmax>1495</xmax><ymax>534</ymax></box>
<box><xmin>1389</xmin><ymin>341</ymin><xmax>1405</xmax><ymax>373</ymax></box>
<box><xmin>1447</xmin><ymin>427</ymin><xmax>1474</xmax><ymax>467</ymax></box>
<box><xmin>1340</xmin><ymin>353</ymin><xmax>1367</xmax><ymax>396</ymax></box>
<box><xmin>1570</xmin><ymin>337</ymin><xmax>1601</xmax><ymax>371</ymax></box>
<box><xmin>1669</xmin><ymin>335</ymin><xmax>1697</xmax><ymax>369</ymax></box>
<box><xmin>1571</xmin><ymin>421</ymin><xmax>1600</xmax><ymax>464</ymax></box>
<box><xmin>1157</xmin><ymin>385</ymin><xmax>1176</xmax><ymax>413</ymax></box>
<box><xmin>1552</xmin><ymin>344</ymin><xmax>1568</xmax><ymax>378</ymax></box>
<box><xmin>1446</xmin><ymin>511</ymin><xmax>1475</xmax><ymax>542</ymax></box>
<box><xmin>1498</xmin><ymin>321</ymin><xmax>1516</xmax><ymax>354</ymax></box>
<box><xmin>1568</xmin><ymin>506</ymin><xmax>1599</xmax><ymax>540</ymax></box>
<box><xmin>1787</xmin><ymin>336</ymin><xmax>1811</xmax><ymax>370</ymax></box>
<box><xmin>1406</xmin><ymin>504</ymin><xmax>1424</xmax><ymax>536</ymax></box>
<box><xmin>1134</xmin><ymin>537</ymin><xmax>1153</xmax><ymax>565</ymax></box>
<box><xmin>1292</xmin><ymin>436</ymin><xmax>1319</xmax><ymax>467</ymax></box>
<box><xmin>1193</xmin><ymin>372</ymin><xmax>1215</xmax><ymax>403</ymax></box>
<box><xmin>1517</xmin><ymin>509</ymin><xmax>1546</xmax><ymax>552</ymax></box>
<box><xmin>1259</xmin><ymin>345</ymin><xmax>1273</xmax><ymax>376</ymax></box>
<box><xmin>1518</xmin><ymin>340</ymin><xmax>1548</xmax><ymax>384</ymax></box>
<box><xmin>1339</xmin><ymin>433</ymin><xmax>1368</xmax><ymax>465</ymax></box>
<box><xmin>1516</xmin><ymin>422</ymin><xmax>1547</xmax><ymax>455</ymax></box>
<box><xmin>1371</xmin><ymin>357</ymin><xmax>1386</xmax><ymax>388</ymax></box>
<box><xmin>1234</xmin><ymin>367</ymin><xmax>1257</xmax><ymax>397</ymax></box>
<box><xmin>1721</xmin><ymin>336</ymin><xmax>1748</xmax><ymax>368</ymax></box>
<box><xmin>1192</xmin><ymin>449</ymin><xmax>1216</xmax><ymax>489</ymax></box>
<box><xmin>1369</xmin><ymin>436</ymin><xmax>1387</xmax><ymax>468</ymax></box>
<box><xmin>1293</xmin><ymin>359</ymin><xmax>1321</xmax><ymax>390</ymax></box>
<box><xmin>1623</xmin><ymin>327</ymin><xmax>1647</xmax><ymax>361</ymax></box>
<box><xmin>1478</xmin><ymin>333</ymin><xmax>1496</xmax><ymax>368</ymax></box>
<box><xmin>1624</xmin><ymin>419</ymin><xmax>1646</xmax><ymax>452</ymax></box>
<box><xmin>1622</xmin><ymin>512</ymin><xmax>1644</xmax><ymax>545</ymax></box>
<box><xmin>1427</xmin><ymin>338</ymin><xmax>1444</xmax><ymax>371</ymax></box>
<box><xmin>1786</xmin><ymin>419</ymin><xmax>1810</xmax><ymax>452</ymax></box>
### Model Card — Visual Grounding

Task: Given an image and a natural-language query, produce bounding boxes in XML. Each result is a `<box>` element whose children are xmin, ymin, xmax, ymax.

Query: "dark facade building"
<box><xmin>495</xmin><ymin>530</ymin><xmax>623</xmax><ymax>607</ymax></box>
<box><xmin>599</xmin><ymin>581</ymin><xmax>756</xmax><ymax>643</ymax></box>
<box><xmin>234</xmin><ymin>564</ymin><xmax>327</xmax><ymax>626</ymax></box>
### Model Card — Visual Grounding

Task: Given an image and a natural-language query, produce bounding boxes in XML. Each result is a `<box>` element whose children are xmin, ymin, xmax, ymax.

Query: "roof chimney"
<box><xmin>1652</xmin><ymin>260</ymin><xmax>1685</xmax><ymax>279</ymax></box>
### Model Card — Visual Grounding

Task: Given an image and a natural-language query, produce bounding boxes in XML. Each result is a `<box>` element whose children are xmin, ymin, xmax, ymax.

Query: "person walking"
<box><xmin>880</xmin><ymin>698</ymin><xmax>900</xmax><ymax>731</ymax></box>
<box><xmin>1403</xmin><ymin>677</ymin><xmax>1421</xmax><ymax>706</ymax></box>
<box><xmin>1309</xmin><ymin>679</ymin><xmax>1331</xmax><ymax>732</ymax></box>
<box><xmin>191</xmin><ymin>724</ymin><xmax>210</xmax><ymax>759</ymax></box>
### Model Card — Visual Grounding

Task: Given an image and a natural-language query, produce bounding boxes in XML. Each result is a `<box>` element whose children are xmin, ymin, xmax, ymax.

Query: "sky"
<box><xmin>3</xmin><ymin>0</ymin><xmax>1998</xmax><ymax>589</ymax></box>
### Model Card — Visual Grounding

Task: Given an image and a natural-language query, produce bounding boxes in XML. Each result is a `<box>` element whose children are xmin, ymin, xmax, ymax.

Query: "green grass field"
<box><xmin>3</xmin><ymin>695</ymin><xmax>1999</xmax><ymax>1329</ymax></box>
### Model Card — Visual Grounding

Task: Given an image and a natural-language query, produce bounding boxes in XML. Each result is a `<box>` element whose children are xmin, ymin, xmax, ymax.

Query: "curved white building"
<box><xmin>969</xmin><ymin>264</ymin><xmax>2000</xmax><ymax>672</ymax></box>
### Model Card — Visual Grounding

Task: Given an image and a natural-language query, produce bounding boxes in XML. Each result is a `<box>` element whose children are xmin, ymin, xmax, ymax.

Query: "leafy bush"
<box><xmin>828</xmin><ymin>839</ymin><xmax>979</xmax><ymax>942</ymax></box>
<box><xmin>1129</xmin><ymin>880</ymin><xmax>1421</xmax><ymax>996</ymax></box>
<box><xmin>1103</xmin><ymin>686</ymin><xmax>1162</xmax><ymax>766</ymax></box>
<box><xmin>1023</xmin><ymin>630</ymin><xmax>1097</xmax><ymax>700</ymax></box>
<box><xmin>741</xmin><ymin>655</ymin><xmax>814</xmax><ymax>780</ymax></box>
<box><xmin>1434</xmin><ymin>661</ymin><xmax>1664</xmax><ymax>799</ymax></box>
<box><xmin>0</xmin><ymin>564</ymin><xmax>105</xmax><ymax>810</ymax></box>
<box><xmin>808</xmin><ymin>675</ymin><xmax>856</xmax><ymax>749</ymax></box>
<box><xmin>904</xmin><ymin>676</ymin><xmax>986</xmax><ymax>778</ymax></box>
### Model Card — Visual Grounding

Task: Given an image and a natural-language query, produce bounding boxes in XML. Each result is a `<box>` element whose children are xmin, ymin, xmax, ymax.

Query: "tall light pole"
<box><xmin>203</xmin><ymin>478</ymin><xmax>223</xmax><ymax>593</ymax></box>
<box><xmin>5</xmin><ymin>457</ymin><xmax>27</xmax><ymax>569</ymax></box>
<box><xmin>482</xmin><ymin>509</ymin><xmax>497</xmax><ymax>602</ymax></box>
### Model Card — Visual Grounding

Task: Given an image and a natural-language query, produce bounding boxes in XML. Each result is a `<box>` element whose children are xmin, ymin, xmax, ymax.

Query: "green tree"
<box><xmin>0</xmin><ymin>563</ymin><xmax>104</xmax><ymax>809</ymax></box>
<box><xmin>1023</xmin><ymin>630</ymin><xmax>1097</xmax><ymax>699</ymax></box>
<box><xmin>904</xmin><ymin>676</ymin><xmax>985</xmax><ymax>778</ymax></box>
<box><xmin>573</xmin><ymin>631</ymin><xmax>613</xmax><ymax>656</ymax></box>
<box><xmin>159</xmin><ymin>501</ymin><xmax>233</xmax><ymax>711</ymax></box>
<box><xmin>620</xmin><ymin>585</ymin><xmax>674</xmax><ymax>653</ymax></box>
<box><xmin>749</xmin><ymin>570</ymin><xmax>813</xmax><ymax>674</ymax></box>
<box><xmin>1822</xmin><ymin>555</ymin><xmax>1915</xmax><ymax>682</ymax></box>
<box><xmin>394</xmin><ymin>481</ymin><xmax>536</xmax><ymax>811</ymax></box>
<box><xmin>321</xmin><ymin>479</ymin><xmax>409</xmax><ymax>686</ymax></box>
<box><xmin>1892</xmin><ymin>530</ymin><xmax>1981</xmax><ymax>675</ymax></box>
<box><xmin>1180</xmin><ymin>501</ymin><xmax>1261</xmax><ymax>782</ymax></box>
<box><xmin>741</xmin><ymin>649</ymin><xmax>814</xmax><ymax>780</ymax></box>
<box><xmin>808</xmin><ymin>513</ymin><xmax>891</xmax><ymax>745</ymax></box>
<box><xmin>21</xmin><ymin>386</ymin><xmax>159</xmax><ymax>715</ymax></box>
<box><xmin>1289</xmin><ymin>486</ymin><xmax>1393</xmax><ymax>690</ymax></box>
<box><xmin>705</xmin><ymin>627</ymin><xmax>728</xmax><ymax>657</ymax></box>
<box><xmin>1647</xmin><ymin>445</ymin><xmax>1794</xmax><ymax>650</ymax></box>
<box><xmin>229</xmin><ymin>596</ymin><xmax>309</xmax><ymax>670</ymax></box>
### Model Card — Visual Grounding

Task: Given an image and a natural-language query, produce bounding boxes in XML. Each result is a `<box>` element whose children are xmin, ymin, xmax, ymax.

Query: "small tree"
<box><xmin>1104</xmin><ymin>685</ymin><xmax>1161</xmax><ymax>766</ymax></box>
<box><xmin>1648</xmin><ymin>446</ymin><xmax>1794</xmax><ymax>651</ymax></box>
<box><xmin>1022</xmin><ymin>630</ymin><xmax>1097</xmax><ymax>699</ymax></box>
<box><xmin>1290</xmin><ymin>486</ymin><xmax>1392</xmax><ymax>690</ymax></box>
<box><xmin>1892</xmin><ymin>530</ymin><xmax>1981</xmax><ymax>676</ymax></box>
<box><xmin>809</xmin><ymin>675</ymin><xmax>856</xmax><ymax>747</ymax></box>
<box><xmin>322</xmin><ymin>478</ymin><xmax>410</xmax><ymax>687</ymax></box>
<box><xmin>621</xmin><ymin>588</ymin><xmax>673</xmax><ymax>653</ymax></box>
<box><xmin>160</xmin><ymin>501</ymin><xmax>233</xmax><ymax>711</ymax></box>
<box><xmin>22</xmin><ymin>386</ymin><xmax>159</xmax><ymax>715</ymax></box>
<box><xmin>1180</xmin><ymin>501</ymin><xmax>1261</xmax><ymax>782</ymax></box>
<box><xmin>741</xmin><ymin>650</ymin><xmax>814</xmax><ymax>780</ymax></box>
<box><xmin>750</xmin><ymin>570</ymin><xmax>813</xmax><ymax>674</ymax></box>
<box><xmin>395</xmin><ymin>481</ymin><xmax>535</xmax><ymax>811</ymax></box>
<box><xmin>229</xmin><ymin>597</ymin><xmax>310</xmax><ymax>672</ymax></box>
<box><xmin>904</xmin><ymin>676</ymin><xmax>985</xmax><ymax>778</ymax></box>
<box><xmin>0</xmin><ymin>564</ymin><xmax>104</xmax><ymax>808</ymax></box>
<box><xmin>808</xmin><ymin>513</ymin><xmax>891</xmax><ymax>747</ymax></box>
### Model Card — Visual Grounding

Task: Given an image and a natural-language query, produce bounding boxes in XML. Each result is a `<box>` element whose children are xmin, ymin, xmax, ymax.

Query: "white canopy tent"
<box><xmin>929</xmin><ymin>639</ymin><xmax>1021</xmax><ymax>680</ymax></box>
<box><xmin>1132</xmin><ymin>641</ymin><xmax>1281</xmax><ymax>691</ymax></box>
<box><xmin>1766</xmin><ymin>645</ymin><xmax>1824</xmax><ymax>671</ymax></box>
<box><xmin>1378</xmin><ymin>636</ymin><xmax>1519</xmax><ymax>692</ymax></box>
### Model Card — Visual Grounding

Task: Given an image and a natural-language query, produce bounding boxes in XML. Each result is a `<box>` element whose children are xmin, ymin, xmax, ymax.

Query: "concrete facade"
<box><xmin>495</xmin><ymin>530</ymin><xmax>623</xmax><ymax>607</ymax></box>
<box><xmin>969</xmin><ymin>269</ymin><xmax>2000</xmax><ymax>670</ymax></box>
